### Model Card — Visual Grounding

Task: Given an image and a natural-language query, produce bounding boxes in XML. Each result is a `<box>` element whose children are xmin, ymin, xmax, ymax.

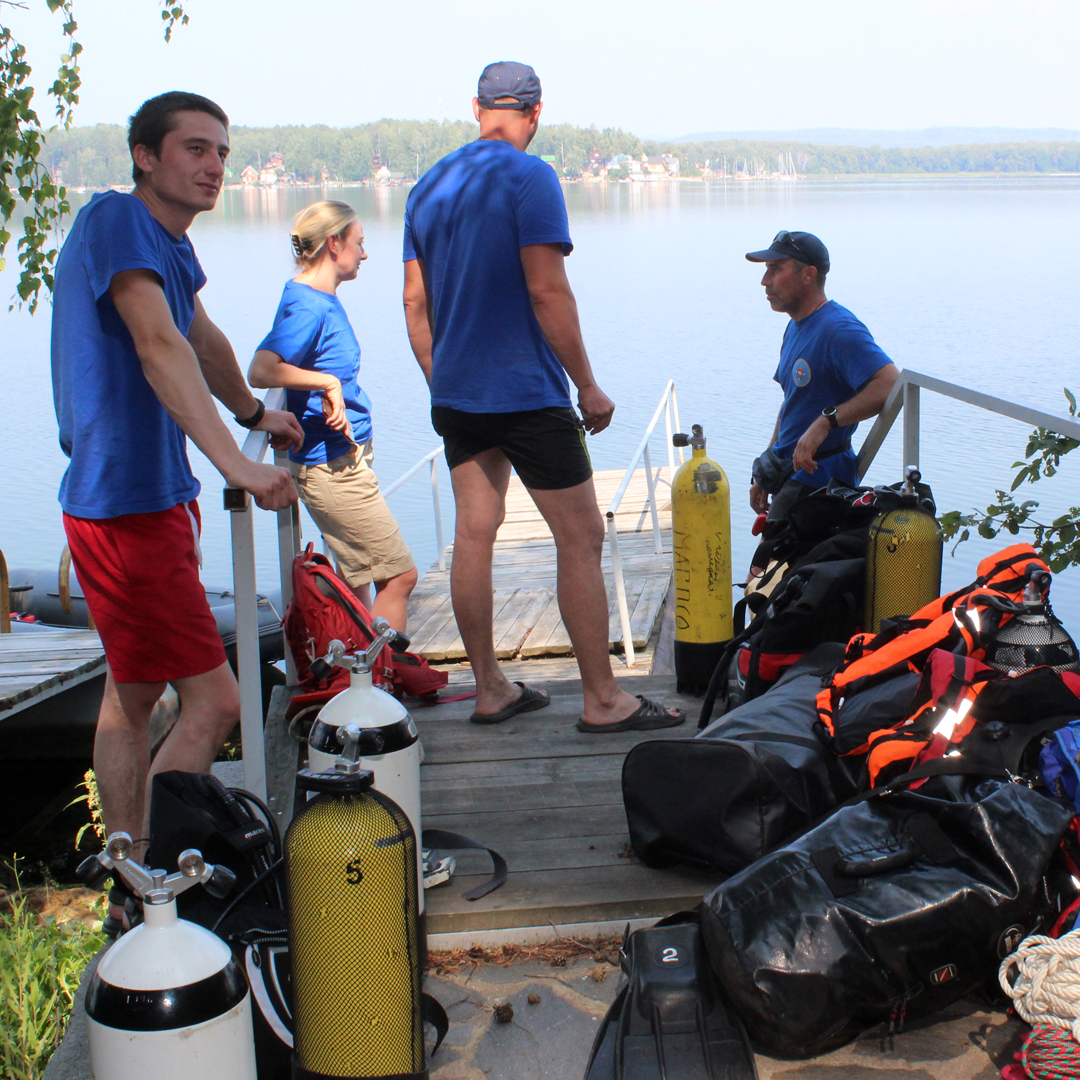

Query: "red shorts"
<box><xmin>63</xmin><ymin>501</ymin><xmax>227</xmax><ymax>684</ymax></box>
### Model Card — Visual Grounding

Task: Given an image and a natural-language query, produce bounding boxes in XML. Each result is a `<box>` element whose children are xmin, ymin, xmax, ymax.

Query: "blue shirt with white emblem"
<box><xmin>772</xmin><ymin>300</ymin><xmax>892</xmax><ymax>488</ymax></box>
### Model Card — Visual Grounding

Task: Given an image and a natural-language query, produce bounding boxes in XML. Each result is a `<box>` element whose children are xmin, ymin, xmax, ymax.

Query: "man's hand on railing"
<box><xmin>578</xmin><ymin>383</ymin><xmax>615</xmax><ymax>435</ymax></box>
<box><xmin>225</xmin><ymin>459</ymin><xmax>298</xmax><ymax>512</ymax></box>
<box><xmin>255</xmin><ymin>409</ymin><xmax>305</xmax><ymax>452</ymax></box>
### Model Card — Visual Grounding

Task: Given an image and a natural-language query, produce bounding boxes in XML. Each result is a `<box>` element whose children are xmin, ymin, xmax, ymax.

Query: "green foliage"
<box><xmin>0</xmin><ymin>1</ymin><xmax>187</xmax><ymax>309</ymax></box>
<box><xmin>70</xmin><ymin>769</ymin><xmax>104</xmax><ymax>851</ymax></box>
<box><xmin>0</xmin><ymin>866</ymin><xmax>106</xmax><ymax>1080</ymax></box>
<box><xmin>940</xmin><ymin>389</ymin><xmax>1080</xmax><ymax>573</ymax></box>
<box><xmin>0</xmin><ymin>2</ymin><xmax>79</xmax><ymax>310</ymax></box>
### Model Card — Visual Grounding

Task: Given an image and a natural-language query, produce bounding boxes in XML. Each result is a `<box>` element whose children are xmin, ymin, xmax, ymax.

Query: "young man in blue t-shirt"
<box><xmin>403</xmin><ymin>62</ymin><xmax>684</xmax><ymax>733</ymax></box>
<box><xmin>745</xmin><ymin>230</ymin><xmax>899</xmax><ymax>524</ymax></box>
<box><xmin>51</xmin><ymin>92</ymin><xmax>302</xmax><ymax>923</ymax></box>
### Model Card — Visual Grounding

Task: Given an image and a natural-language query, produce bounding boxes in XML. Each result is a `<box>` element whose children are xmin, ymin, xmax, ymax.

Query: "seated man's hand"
<box><xmin>257</xmin><ymin>409</ymin><xmax>305</xmax><ymax>452</ymax></box>
<box><xmin>749</xmin><ymin>481</ymin><xmax>770</xmax><ymax>515</ymax></box>
<box><xmin>793</xmin><ymin>416</ymin><xmax>830</xmax><ymax>475</ymax></box>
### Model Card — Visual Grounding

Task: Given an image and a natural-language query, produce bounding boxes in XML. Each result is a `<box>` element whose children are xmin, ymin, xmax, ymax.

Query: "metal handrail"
<box><xmin>223</xmin><ymin>385</ymin><xmax>300</xmax><ymax>803</ymax></box>
<box><xmin>606</xmin><ymin>381</ymin><xmax>683</xmax><ymax>668</ymax></box>
<box><xmin>857</xmin><ymin>368</ymin><xmax>1080</xmax><ymax>481</ymax></box>
<box><xmin>383</xmin><ymin>445</ymin><xmax>447</xmax><ymax>572</ymax></box>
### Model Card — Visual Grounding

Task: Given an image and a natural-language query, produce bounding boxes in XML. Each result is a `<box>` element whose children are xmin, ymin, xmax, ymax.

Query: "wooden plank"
<box><xmin>424</xmin><ymin>775</ymin><xmax>623</xmax><ymax>817</ymax></box>
<box><xmin>405</xmin><ymin>594</ymin><xmax>456</xmax><ymax>656</ymax></box>
<box><xmin>492</xmin><ymin>588</ymin><xmax>552</xmax><ymax>659</ymax></box>
<box><xmin>518</xmin><ymin>592</ymin><xmax>570</xmax><ymax>657</ymax></box>
<box><xmin>424</xmin><ymin>862</ymin><xmax>720</xmax><ymax>934</ymax></box>
<box><xmin>429</xmin><ymin>833</ymin><xmax>638</xmax><ymax>877</ymax></box>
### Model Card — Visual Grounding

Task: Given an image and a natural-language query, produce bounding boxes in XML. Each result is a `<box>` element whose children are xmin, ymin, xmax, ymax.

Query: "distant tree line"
<box><xmin>38</xmin><ymin>120</ymin><xmax>1080</xmax><ymax>188</ymax></box>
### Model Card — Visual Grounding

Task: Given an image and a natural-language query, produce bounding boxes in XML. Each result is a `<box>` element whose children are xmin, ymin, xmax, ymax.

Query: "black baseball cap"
<box><xmin>745</xmin><ymin>230</ymin><xmax>830</xmax><ymax>274</ymax></box>
<box><xmin>477</xmin><ymin>61</ymin><xmax>542</xmax><ymax>109</ymax></box>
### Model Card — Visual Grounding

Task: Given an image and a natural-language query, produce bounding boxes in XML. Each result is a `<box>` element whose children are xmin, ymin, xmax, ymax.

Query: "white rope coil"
<box><xmin>1000</xmin><ymin>929</ymin><xmax>1080</xmax><ymax>1042</ymax></box>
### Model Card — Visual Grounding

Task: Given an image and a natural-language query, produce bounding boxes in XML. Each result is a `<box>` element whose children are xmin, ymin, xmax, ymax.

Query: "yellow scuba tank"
<box><xmin>864</xmin><ymin>466</ymin><xmax>943</xmax><ymax>635</ymax></box>
<box><xmin>286</xmin><ymin>726</ymin><xmax>426</xmax><ymax>1080</ymax></box>
<box><xmin>671</xmin><ymin>425</ymin><xmax>732</xmax><ymax>695</ymax></box>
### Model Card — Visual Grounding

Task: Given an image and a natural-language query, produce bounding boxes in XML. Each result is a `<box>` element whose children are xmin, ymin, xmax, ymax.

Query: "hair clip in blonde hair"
<box><xmin>291</xmin><ymin>233</ymin><xmax>313</xmax><ymax>259</ymax></box>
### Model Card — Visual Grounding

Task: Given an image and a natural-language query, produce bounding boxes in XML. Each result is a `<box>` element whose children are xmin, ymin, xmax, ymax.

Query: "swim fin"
<box><xmin>583</xmin><ymin>916</ymin><xmax>757</xmax><ymax>1080</ymax></box>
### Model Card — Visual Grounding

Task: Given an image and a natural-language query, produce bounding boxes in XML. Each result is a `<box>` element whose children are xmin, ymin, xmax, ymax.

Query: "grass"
<box><xmin>0</xmin><ymin>772</ymin><xmax>107</xmax><ymax>1080</ymax></box>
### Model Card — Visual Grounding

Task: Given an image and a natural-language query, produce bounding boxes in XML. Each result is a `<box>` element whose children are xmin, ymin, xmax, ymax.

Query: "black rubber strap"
<box><xmin>422</xmin><ymin>993</ymin><xmax>449</xmax><ymax>1055</ymax></box>
<box><xmin>422</xmin><ymin>829</ymin><xmax>508</xmax><ymax>901</ymax></box>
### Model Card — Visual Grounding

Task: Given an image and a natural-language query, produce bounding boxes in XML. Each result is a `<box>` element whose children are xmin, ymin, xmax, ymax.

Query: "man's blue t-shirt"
<box><xmin>403</xmin><ymin>139</ymin><xmax>574</xmax><ymax>413</ymax></box>
<box><xmin>256</xmin><ymin>282</ymin><xmax>373</xmax><ymax>465</ymax></box>
<box><xmin>52</xmin><ymin>191</ymin><xmax>205</xmax><ymax>519</ymax></box>
<box><xmin>773</xmin><ymin>300</ymin><xmax>892</xmax><ymax>488</ymax></box>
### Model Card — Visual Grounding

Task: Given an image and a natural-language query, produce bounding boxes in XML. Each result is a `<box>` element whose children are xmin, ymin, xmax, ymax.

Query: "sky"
<box><xmin>6</xmin><ymin>0</ymin><xmax>1080</xmax><ymax>138</ymax></box>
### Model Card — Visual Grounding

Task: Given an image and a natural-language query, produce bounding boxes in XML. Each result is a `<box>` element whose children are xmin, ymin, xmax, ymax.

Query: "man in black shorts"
<box><xmin>403</xmin><ymin>62</ymin><xmax>683</xmax><ymax>732</ymax></box>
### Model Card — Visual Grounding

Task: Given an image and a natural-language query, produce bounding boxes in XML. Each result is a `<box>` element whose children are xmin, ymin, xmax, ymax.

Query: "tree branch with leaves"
<box><xmin>940</xmin><ymin>389</ymin><xmax>1080</xmax><ymax>573</ymax></box>
<box><xmin>0</xmin><ymin>1</ymin><xmax>187</xmax><ymax>310</ymax></box>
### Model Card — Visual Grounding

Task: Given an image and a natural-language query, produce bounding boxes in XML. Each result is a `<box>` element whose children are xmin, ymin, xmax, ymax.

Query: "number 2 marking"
<box><xmin>661</xmin><ymin>947</ymin><xmax>679</xmax><ymax>963</ymax></box>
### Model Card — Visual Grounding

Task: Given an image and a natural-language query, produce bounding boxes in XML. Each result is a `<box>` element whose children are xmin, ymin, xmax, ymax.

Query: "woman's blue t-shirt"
<box><xmin>51</xmin><ymin>190</ymin><xmax>205</xmax><ymax>519</ymax></box>
<box><xmin>773</xmin><ymin>300</ymin><xmax>892</xmax><ymax>488</ymax></box>
<box><xmin>257</xmin><ymin>281</ymin><xmax>373</xmax><ymax>465</ymax></box>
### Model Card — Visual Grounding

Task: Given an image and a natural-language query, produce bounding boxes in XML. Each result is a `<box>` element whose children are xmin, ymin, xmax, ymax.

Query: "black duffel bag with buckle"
<box><xmin>623</xmin><ymin>645</ymin><xmax>863</xmax><ymax>875</ymax></box>
<box><xmin>699</xmin><ymin>773</ymin><xmax>1076</xmax><ymax>1059</ymax></box>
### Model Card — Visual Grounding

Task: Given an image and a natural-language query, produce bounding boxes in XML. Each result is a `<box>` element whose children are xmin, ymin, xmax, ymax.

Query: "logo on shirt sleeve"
<box><xmin>793</xmin><ymin>359</ymin><xmax>811</xmax><ymax>386</ymax></box>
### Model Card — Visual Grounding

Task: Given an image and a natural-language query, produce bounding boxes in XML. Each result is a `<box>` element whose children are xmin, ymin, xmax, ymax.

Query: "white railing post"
<box><xmin>664</xmin><ymin>384</ymin><xmax>676</xmax><ymax>478</ymax></box>
<box><xmin>903</xmin><ymin>381</ymin><xmax>920</xmax><ymax>475</ymax></box>
<box><xmin>430</xmin><ymin>458</ymin><xmax>446</xmax><ymax>573</ymax></box>
<box><xmin>642</xmin><ymin>445</ymin><xmax>663</xmax><ymax>555</ymax></box>
<box><xmin>275</xmin><ymin>448</ymin><xmax>302</xmax><ymax>685</ymax></box>
<box><xmin>607</xmin><ymin>514</ymin><xmax>636</xmax><ymax>668</ymax></box>
<box><xmin>225</xmin><ymin>487</ymin><xmax>266</xmax><ymax>802</ymax></box>
<box><xmin>671</xmin><ymin>385</ymin><xmax>685</xmax><ymax>465</ymax></box>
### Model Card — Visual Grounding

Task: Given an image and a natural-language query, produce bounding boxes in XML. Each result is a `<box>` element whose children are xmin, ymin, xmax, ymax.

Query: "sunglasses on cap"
<box><xmin>773</xmin><ymin>230</ymin><xmax>808</xmax><ymax>257</ymax></box>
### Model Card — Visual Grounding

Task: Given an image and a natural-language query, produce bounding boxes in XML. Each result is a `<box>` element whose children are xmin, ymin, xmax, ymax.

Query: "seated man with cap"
<box><xmin>745</xmin><ymin>230</ymin><xmax>899</xmax><ymax>526</ymax></box>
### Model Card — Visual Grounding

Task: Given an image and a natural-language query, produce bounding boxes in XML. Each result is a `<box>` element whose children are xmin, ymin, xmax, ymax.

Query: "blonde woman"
<box><xmin>249</xmin><ymin>201</ymin><xmax>417</xmax><ymax>630</ymax></box>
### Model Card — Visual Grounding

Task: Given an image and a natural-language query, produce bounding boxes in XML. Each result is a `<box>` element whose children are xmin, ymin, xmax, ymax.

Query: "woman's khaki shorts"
<box><xmin>290</xmin><ymin>440</ymin><xmax>416</xmax><ymax>588</ymax></box>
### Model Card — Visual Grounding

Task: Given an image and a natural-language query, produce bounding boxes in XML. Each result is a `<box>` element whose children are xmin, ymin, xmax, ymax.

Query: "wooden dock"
<box><xmin>0</xmin><ymin>628</ymin><xmax>105</xmax><ymax>717</ymax></box>
<box><xmin>406</xmin><ymin>467</ymin><xmax>673</xmax><ymax>662</ymax></box>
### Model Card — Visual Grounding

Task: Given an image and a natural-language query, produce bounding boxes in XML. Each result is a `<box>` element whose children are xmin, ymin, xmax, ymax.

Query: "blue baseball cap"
<box><xmin>745</xmin><ymin>230</ymin><xmax>830</xmax><ymax>274</ymax></box>
<box><xmin>477</xmin><ymin>61</ymin><xmax>542</xmax><ymax>109</ymax></box>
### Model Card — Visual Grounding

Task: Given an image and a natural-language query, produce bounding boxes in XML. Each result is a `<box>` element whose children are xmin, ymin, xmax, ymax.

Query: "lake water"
<box><xmin>3</xmin><ymin>176</ymin><xmax>1080</xmax><ymax>625</ymax></box>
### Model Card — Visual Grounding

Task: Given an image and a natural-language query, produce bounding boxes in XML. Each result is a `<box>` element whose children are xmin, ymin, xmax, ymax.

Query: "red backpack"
<box><xmin>283</xmin><ymin>544</ymin><xmax>448</xmax><ymax>701</ymax></box>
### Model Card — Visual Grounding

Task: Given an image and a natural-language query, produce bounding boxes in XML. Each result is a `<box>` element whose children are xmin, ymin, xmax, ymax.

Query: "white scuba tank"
<box><xmin>306</xmin><ymin>619</ymin><xmax>424</xmax><ymax>908</ymax></box>
<box><xmin>81</xmin><ymin>834</ymin><xmax>256</xmax><ymax>1080</ymax></box>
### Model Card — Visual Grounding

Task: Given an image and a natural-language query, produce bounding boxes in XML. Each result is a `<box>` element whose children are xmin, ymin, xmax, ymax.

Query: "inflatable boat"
<box><xmin>6</xmin><ymin>567</ymin><xmax>286</xmax><ymax>666</ymax></box>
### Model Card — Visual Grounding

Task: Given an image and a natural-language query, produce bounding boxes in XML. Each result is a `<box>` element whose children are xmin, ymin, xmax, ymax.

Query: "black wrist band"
<box><xmin>236</xmin><ymin>399</ymin><xmax>265</xmax><ymax>429</ymax></box>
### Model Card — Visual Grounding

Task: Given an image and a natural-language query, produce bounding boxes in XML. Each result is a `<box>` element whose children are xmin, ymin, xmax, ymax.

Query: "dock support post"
<box><xmin>608</xmin><ymin>514</ymin><xmax>636</xmax><ymax>668</ymax></box>
<box><xmin>225</xmin><ymin>487</ymin><xmax>266</xmax><ymax>803</ymax></box>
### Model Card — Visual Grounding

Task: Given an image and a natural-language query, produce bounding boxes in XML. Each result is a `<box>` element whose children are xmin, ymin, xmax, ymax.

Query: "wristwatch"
<box><xmin>822</xmin><ymin>406</ymin><xmax>839</xmax><ymax>429</ymax></box>
<box><xmin>236</xmin><ymin>399</ymin><xmax>266</xmax><ymax>429</ymax></box>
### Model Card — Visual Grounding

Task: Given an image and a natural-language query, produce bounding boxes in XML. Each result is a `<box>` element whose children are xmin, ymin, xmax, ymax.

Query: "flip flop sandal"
<box><xmin>470</xmin><ymin>682</ymin><xmax>551</xmax><ymax>725</ymax></box>
<box><xmin>577</xmin><ymin>695</ymin><xmax>687</xmax><ymax>733</ymax></box>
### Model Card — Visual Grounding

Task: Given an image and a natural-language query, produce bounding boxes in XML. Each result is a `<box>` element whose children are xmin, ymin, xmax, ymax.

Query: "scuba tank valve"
<box><xmin>671</xmin><ymin>425</ymin><xmax>733</xmax><ymax>695</ymax></box>
<box><xmin>80</xmin><ymin>833</ymin><xmax>256</xmax><ymax>1080</ymax></box>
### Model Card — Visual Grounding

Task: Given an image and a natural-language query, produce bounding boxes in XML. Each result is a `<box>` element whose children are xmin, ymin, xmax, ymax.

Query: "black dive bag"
<box><xmin>699</xmin><ymin>775</ymin><xmax>1075</xmax><ymax>1059</ymax></box>
<box><xmin>623</xmin><ymin>646</ymin><xmax>862</xmax><ymax>876</ymax></box>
